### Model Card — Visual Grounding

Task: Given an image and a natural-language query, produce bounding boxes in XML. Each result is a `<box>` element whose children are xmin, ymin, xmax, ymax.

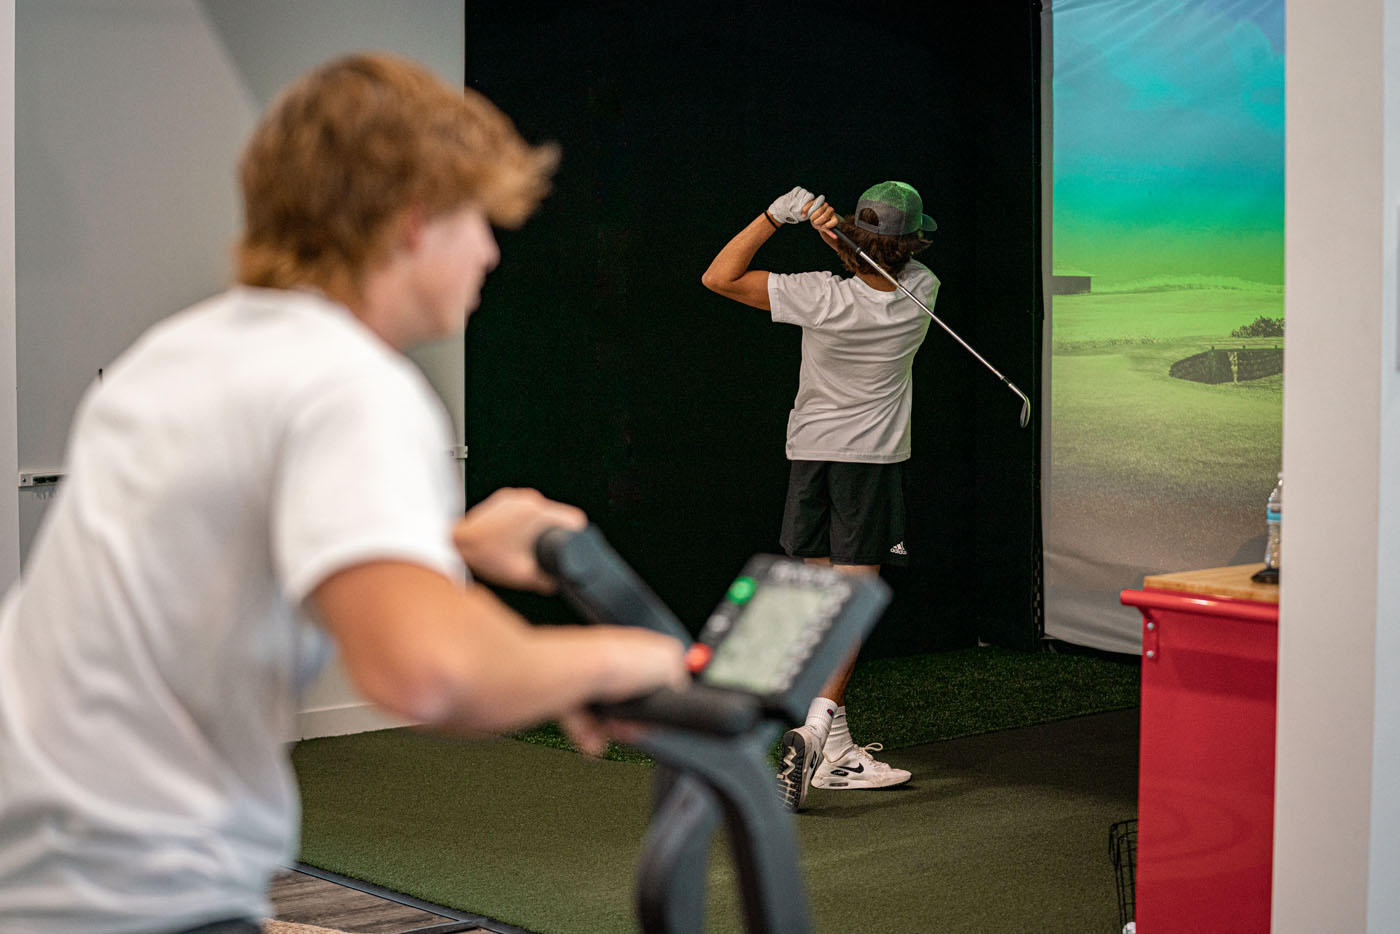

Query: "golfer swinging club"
<box><xmin>702</xmin><ymin>182</ymin><xmax>938</xmax><ymax>810</ymax></box>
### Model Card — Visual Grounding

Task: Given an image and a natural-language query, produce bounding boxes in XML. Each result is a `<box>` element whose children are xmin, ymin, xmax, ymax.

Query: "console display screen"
<box><xmin>701</xmin><ymin>584</ymin><xmax>830</xmax><ymax>694</ymax></box>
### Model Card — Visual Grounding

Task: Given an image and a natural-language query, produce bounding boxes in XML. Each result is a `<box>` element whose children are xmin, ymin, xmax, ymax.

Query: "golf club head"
<box><xmin>1006</xmin><ymin>383</ymin><xmax>1031</xmax><ymax>429</ymax></box>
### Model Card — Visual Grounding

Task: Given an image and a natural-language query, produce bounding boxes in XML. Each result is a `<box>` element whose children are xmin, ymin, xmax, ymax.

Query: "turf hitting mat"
<box><xmin>293</xmin><ymin>651</ymin><xmax>1139</xmax><ymax>934</ymax></box>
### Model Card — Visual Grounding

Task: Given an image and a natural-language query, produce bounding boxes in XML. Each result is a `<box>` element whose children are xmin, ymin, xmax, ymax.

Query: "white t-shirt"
<box><xmin>0</xmin><ymin>287</ymin><xmax>465</xmax><ymax>933</ymax></box>
<box><xmin>768</xmin><ymin>260</ymin><xmax>937</xmax><ymax>463</ymax></box>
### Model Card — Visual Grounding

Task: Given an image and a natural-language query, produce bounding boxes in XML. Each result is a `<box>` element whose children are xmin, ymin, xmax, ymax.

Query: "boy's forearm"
<box><xmin>315</xmin><ymin>563</ymin><xmax>685</xmax><ymax>735</ymax></box>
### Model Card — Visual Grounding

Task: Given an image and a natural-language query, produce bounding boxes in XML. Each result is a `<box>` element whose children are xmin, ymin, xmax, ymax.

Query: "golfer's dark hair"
<box><xmin>833</xmin><ymin>208</ymin><xmax>931</xmax><ymax>277</ymax></box>
<box><xmin>236</xmin><ymin>53</ymin><xmax>557</xmax><ymax>304</ymax></box>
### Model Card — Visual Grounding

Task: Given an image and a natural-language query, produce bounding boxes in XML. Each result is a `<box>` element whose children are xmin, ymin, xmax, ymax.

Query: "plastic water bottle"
<box><xmin>1264</xmin><ymin>472</ymin><xmax>1283</xmax><ymax>570</ymax></box>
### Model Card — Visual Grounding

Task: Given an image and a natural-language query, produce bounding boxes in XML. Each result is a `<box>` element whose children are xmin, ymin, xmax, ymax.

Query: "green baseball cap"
<box><xmin>853</xmin><ymin>181</ymin><xmax>937</xmax><ymax>236</ymax></box>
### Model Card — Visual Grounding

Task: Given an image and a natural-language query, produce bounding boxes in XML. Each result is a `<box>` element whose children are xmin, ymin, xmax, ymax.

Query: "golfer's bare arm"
<box><xmin>311</xmin><ymin>562</ymin><xmax>684</xmax><ymax>738</ymax></box>
<box><xmin>701</xmin><ymin>214</ymin><xmax>776</xmax><ymax>310</ymax></box>
<box><xmin>702</xmin><ymin>203</ymin><xmax>840</xmax><ymax>309</ymax></box>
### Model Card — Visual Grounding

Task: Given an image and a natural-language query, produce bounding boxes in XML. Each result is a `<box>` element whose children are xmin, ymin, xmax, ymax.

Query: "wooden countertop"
<box><xmin>1142</xmin><ymin>563</ymin><xmax>1280</xmax><ymax>605</ymax></box>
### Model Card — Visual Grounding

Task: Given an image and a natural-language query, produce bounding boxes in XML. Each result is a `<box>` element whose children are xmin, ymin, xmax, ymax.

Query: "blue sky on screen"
<box><xmin>1052</xmin><ymin>0</ymin><xmax>1284</xmax><ymax>282</ymax></box>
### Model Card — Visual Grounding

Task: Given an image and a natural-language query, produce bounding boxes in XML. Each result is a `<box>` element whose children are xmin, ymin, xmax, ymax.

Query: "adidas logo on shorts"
<box><xmin>889</xmin><ymin>541</ymin><xmax>907</xmax><ymax>556</ymax></box>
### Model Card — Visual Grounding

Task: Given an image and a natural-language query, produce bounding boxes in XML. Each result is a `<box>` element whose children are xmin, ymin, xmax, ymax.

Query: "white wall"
<box><xmin>1370</xmin><ymin>0</ymin><xmax>1400</xmax><ymax>917</ymax></box>
<box><xmin>7</xmin><ymin>0</ymin><xmax>464</xmax><ymax>738</ymax></box>
<box><xmin>1</xmin><ymin>0</ymin><xmax>16</xmax><ymax>590</ymax></box>
<box><xmin>1273</xmin><ymin>0</ymin><xmax>1400</xmax><ymax>929</ymax></box>
<box><xmin>13</xmin><ymin>0</ymin><xmax>466</xmax><ymax>561</ymax></box>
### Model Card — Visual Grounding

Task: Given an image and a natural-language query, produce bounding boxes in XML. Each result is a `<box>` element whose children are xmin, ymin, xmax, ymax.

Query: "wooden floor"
<box><xmin>268</xmin><ymin>868</ymin><xmax>496</xmax><ymax>934</ymax></box>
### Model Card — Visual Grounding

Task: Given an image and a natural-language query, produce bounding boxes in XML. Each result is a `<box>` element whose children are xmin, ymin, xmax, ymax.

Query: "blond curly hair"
<box><xmin>236</xmin><ymin>53</ymin><xmax>557</xmax><ymax>301</ymax></box>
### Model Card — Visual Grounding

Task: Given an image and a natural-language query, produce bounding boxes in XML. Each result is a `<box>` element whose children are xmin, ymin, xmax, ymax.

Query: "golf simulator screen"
<box><xmin>1045</xmin><ymin>0</ymin><xmax>1285</xmax><ymax>653</ymax></box>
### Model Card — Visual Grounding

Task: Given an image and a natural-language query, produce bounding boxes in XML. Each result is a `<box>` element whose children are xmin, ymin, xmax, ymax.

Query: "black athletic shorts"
<box><xmin>779</xmin><ymin>460</ymin><xmax>908</xmax><ymax>566</ymax></box>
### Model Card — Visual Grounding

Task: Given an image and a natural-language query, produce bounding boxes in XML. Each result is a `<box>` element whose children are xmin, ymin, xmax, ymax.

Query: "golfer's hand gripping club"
<box><xmin>827</xmin><ymin>215</ymin><xmax>1031</xmax><ymax>428</ymax></box>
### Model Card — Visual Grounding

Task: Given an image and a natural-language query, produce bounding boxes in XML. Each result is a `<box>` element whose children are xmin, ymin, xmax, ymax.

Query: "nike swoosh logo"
<box><xmin>835</xmin><ymin>763</ymin><xmax>864</xmax><ymax>774</ymax></box>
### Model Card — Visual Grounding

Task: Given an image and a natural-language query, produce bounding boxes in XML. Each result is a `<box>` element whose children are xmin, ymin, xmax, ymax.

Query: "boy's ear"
<box><xmin>393</xmin><ymin>206</ymin><xmax>428</xmax><ymax>253</ymax></box>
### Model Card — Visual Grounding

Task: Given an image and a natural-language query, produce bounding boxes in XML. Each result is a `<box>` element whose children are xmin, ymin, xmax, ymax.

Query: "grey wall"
<box><xmin>1273</xmin><ymin>0</ymin><xmax>1400</xmax><ymax>926</ymax></box>
<box><xmin>1</xmin><ymin>0</ymin><xmax>15</xmax><ymax>586</ymax></box>
<box><xmin>11</xmin><ymin>0</ymin><xmax>465</xmax><ymax>565</ymax></box>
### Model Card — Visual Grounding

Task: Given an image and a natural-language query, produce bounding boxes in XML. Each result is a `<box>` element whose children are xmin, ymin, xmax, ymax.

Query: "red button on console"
<box><xmin>684</xmin><ymin>643</ymin><xmax>712</xmax><ymax>674</ymax></box>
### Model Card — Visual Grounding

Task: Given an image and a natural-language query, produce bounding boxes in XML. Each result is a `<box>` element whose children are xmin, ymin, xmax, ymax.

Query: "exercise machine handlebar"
<box><xmin>595</xmin><ymin>687</ymin><xmax>762</xmax><ymax>737</ymax></box>
<box><xmin>536</xmin><ymin>523</ymin><xmax>690</xmax><ymax>642</ymax></box>
<box><xmin>531</xmin><ymin>522</ymin><xmax>883</xmax><ymax>933</ymax></box>
<box><xmin>537</xmin><ymin>523</ymin><xmax>765</xmax><ymax>736</ymax></box>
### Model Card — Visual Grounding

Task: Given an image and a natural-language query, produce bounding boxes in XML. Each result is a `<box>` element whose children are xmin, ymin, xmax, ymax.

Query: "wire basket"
<box><xmin>1109</xmin><ymin>818</ymin><xmax>1138</xmax><ymax>932</ymax></box>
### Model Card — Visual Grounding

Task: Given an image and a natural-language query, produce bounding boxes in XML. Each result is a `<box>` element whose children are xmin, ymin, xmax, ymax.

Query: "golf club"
<box><xmin>827</xmin><ymin>217</ymin><xmax>1031</xmax><ymax>429</ymax></box>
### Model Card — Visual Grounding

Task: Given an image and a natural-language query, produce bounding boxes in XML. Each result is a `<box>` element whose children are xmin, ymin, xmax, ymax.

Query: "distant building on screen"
<box><xmin>1050</xmin><ymin>269</ymin><xmax>1092</xmax><ymax>294</ymax></box>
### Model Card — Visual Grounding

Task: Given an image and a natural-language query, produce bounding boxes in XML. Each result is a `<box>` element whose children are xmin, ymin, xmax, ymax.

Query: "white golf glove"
<box><xmin>767</xmin><ymin>186</ymin><xmax>826</xmax><ymax>225</ymax></box>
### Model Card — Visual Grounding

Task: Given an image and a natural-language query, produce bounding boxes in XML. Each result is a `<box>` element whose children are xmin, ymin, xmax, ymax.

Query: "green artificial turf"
<box><xmin>292</xmin><ymin>647</ymin><xmax>1141</xmax><ymax>932</ymax></box>
<box><xmin>293</xmin><ymin>708</ymin><xmax>1140</xmax><ymax>933</ymax></box>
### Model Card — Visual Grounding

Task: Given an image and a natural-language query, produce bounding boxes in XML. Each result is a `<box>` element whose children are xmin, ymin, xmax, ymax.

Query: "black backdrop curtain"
<box><xmin>462</xmin><ymin>2</ymin><xmax>1043</xmax><ymax>655</ymax></box>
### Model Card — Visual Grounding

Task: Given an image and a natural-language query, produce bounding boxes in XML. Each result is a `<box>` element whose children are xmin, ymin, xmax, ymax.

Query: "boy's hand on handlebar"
<box><xmin>558</xmin><ymin>709</ymin><xmax>650</xmax><ymax>758</ymax></box>
<box><xmin>452</xmin><ymin>488</ymin><xmax>586</xmax><ymax>592</ymax></box>
<box><xmin>559</xmin><ymin>626</ymin><xmax>690</xmax><ymax>757</ymax></box>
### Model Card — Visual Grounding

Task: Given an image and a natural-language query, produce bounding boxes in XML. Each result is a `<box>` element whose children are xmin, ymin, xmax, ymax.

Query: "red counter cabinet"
<box><xmin>1120</xmin><ymin>564</ymin><xmax>1280</xmax><ymax>934</ymax></box>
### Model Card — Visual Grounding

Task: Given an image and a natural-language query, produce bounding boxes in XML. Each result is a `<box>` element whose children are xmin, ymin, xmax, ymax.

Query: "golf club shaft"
<box><xmin>828</xmin><ymin>222</ymin><xmax>1031</xmax><ymax>427</ymax></box>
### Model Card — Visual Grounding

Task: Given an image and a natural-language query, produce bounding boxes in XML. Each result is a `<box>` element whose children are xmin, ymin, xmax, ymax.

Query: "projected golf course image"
<box><xmin>1050</xmin><ymin>278</ymin><xmax>1283</xmax><ymax>572</ymax></box>
<box><xmin>1045</xmin><ymin>0</ymin><xmax>1284</xmax><ymax>648</ymax></box>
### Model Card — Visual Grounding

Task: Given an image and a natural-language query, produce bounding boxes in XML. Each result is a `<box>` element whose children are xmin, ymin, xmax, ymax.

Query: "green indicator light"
<box><xmin>727</xmin><ymin>576</ymin><xmax>756</xmax><ymax>604</ymax></box>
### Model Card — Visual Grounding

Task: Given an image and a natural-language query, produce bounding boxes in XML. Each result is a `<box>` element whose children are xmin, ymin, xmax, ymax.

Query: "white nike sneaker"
<box><xmin>776</xmin><ymin>725</ymin><xmax>822</xmax><ymax>811</ymax></box>
<box><xmin>810</xmin><ymin>742</ymin><xmax>911</xmax><ymax>789</ymax></box>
